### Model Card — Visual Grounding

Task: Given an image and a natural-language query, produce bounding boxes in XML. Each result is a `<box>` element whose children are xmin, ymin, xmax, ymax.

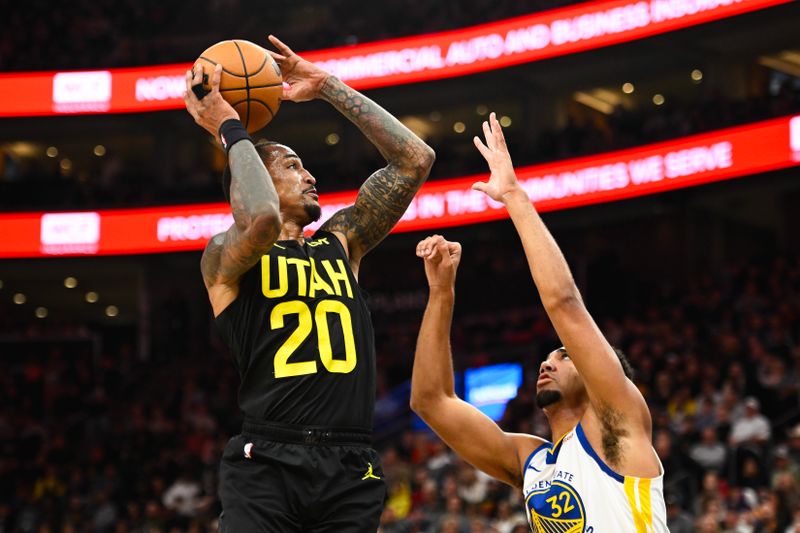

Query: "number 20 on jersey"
<box><xmin>270</xmin><ymin>299</ymin><xmax>357</xmax><ymax>378</ymax></box>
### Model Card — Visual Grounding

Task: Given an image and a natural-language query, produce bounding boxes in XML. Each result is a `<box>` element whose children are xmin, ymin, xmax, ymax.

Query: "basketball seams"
<box><xmin>198</xmin><ymin>56</ymin><xmax>248</xmax><ymax>78</ymax></box>
<box><xmin>249</xmin><ymin>54</ymin><xmax>270</xmax><ymax>77</ymax></box>
<box><xmin>232</xmin><ymin>41</ymin><xmax>251</xmax><ymax>129</ymax></box>
<box><xmin>247</xmin><ymin>99</ymin><xmax>275</xmax><ymax>119</ymax></box>
<box><xmin>230</xmin><ymin>99</ymin><xmax>275</xmax><ymax>119</ymax></box>
<box><xmin>199</xmin><ymin>40</ymin><xmax>281</xmax><ymax>132</ymax></box>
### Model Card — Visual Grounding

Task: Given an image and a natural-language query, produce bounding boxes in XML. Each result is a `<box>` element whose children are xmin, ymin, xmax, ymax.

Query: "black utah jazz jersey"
<box><xmin>214</xmin><ymin>231</ymin><xmax>376</xmax><ymax>431</ymax></box>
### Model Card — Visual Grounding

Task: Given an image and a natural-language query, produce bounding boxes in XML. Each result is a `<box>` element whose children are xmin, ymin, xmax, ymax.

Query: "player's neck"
<box><xmin>544</xmin><ymin>404</ymin><xmax>585</xmax><ymax>444</ymax></box>
<box><xmin>279</xmin><ymin>220</ymin><xmax>306</xmax><ymax>243</ymax></box>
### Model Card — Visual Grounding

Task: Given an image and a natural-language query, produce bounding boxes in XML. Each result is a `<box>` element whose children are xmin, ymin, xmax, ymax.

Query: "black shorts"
<box><xmin>218</xmin><ymin>423</ymin><xmax>386</xmax><ymax>533</ymax></box>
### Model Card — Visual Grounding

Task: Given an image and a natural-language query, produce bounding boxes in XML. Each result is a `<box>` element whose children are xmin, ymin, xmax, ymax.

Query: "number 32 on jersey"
<box><xmin>270</xmin><ymin>299</ymin><xmax>356</xmax><ymax>378</ymax></box>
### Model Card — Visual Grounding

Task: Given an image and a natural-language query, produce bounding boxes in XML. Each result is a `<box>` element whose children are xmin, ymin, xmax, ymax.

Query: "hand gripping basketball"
<box><xmin>266</xmin><ymin>35</ymin><xmax>330</xmax><ymax>102</ymax></box>
<box><xmin>183</xmin><ymin>63</ymin><xmax>239</xmax><ymax>139</ymax></box>
<box><xmin>195</xmin><ymin>40</ymin><xmax>283</xmax><ymax>133</ymax></box>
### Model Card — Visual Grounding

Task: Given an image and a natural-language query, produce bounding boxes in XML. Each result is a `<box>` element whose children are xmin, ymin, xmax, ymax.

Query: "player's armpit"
<box><xmin>412</xmin><ymin>394</ymin><xmax>544</xmax><ymax>489</ymax></box>
<box><xmin>499</xmin><ymin>192</ymin><xmax>651</xmax><ymax>433</ymax></box>
<box><xmin>547</xmin><ymin>297</ymin><xmax>650</xmax><ymax>428</ymax></box>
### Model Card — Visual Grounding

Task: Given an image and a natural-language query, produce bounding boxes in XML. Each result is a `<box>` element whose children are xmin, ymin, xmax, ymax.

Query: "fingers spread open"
<box><xmin>473</xmin><ymin>136</ymin><xmax>490</xmax><ymax>158</ymax></box>
<box><xmin>490</xmin><ymin>112</ymin><xmax>507</xmax><ymax>149</ymax></box>
<box><xmin>268</xmin><ymin>35</ymin><xmax>293</xmax><ymax>56</ymax></box>
<box><xmin>266</xmin><ymin>49</ymin><xmax>287</xmax><ymax>62</ymax></box>
<box><xmin>482</xmin><ymin>121</ymin><xmax>495</xmax><ymax>150</ymax></box>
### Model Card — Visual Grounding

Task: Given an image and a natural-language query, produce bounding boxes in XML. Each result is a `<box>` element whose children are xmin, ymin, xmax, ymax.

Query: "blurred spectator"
<box><xmin>691</xmin><ymin>426</ymin><xmax>728</xmax><ymax>473</ymax></box>
<box><xmin>730</xmin><ymin>397</ymin><xmax>772</xmax><ymax>448</ymax></box>
<box><xmin>2</xmin><ymin>244</ymin><xmax>799</xmax><ymax>531</ymax></box>
<box><xmin>31</xmin><ymin>466</ymin><xmax>65</xmax><ymax>502</ymax></box>
<box><xmin>787</xmin><ymin>509</ymin><xmax>800</xmax><ymax>533</ymax></box>
<box><xmin>456</xmin><ymin>464</ymin><xmax>490</xmax><ymax>506</ymax></box>
<box><xmin>162</xmin><ymin>470</ymin><xmax>207</xmax><ymax>518</ymax></box>
<box><xmin>491</xmin><ymin>500</ymin><xmax>527</xmax><ymax>533</ymax></box>
<box><xmin>656</xmin><ymin>429</ymin><xmax>699</xmax><ymax>504</ymax></box>
<box><xmin>666</xmin><ymin>493</ymin><xmax>694</xmax><ymax>533</ymax></box>
<box><xmin>771</xmin><ymin>446</ymin><xmax>800</xmax><ymax>491</ymax></box>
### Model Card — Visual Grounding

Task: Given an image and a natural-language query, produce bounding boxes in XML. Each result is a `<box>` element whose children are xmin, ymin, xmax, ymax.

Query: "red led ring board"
<box><xmin>0</xmin><ymin>0</ymin><xmax>789</xmax><ymax>117</ymax></box>
<box><xmin>1</xmin><ymin>115</ymin><xmax>798</xmax><ymax>258</ymax></box>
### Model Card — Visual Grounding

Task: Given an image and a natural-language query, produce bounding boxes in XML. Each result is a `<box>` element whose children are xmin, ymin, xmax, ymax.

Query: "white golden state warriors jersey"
<box><xmin>522</xmin><ymin>423</ymin><xmax>668</xmax><ymax>533</ymax></box>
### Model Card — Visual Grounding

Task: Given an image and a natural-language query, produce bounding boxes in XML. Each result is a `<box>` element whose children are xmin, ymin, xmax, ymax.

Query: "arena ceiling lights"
<box><xmin>0</xmin><ymin>0</ymin><xmax>789</xmax><ymax>117</ymax></box>
<box><xmin>1</xmin><ymin>114</ymin><xmax>798</xmax><ymax>258</ymax></box>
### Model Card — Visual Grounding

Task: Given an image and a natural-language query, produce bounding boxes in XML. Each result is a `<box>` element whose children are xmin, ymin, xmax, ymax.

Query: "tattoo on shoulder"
<box><xmin>200</xmin><ymin>234</ymin><xmax>225</xmax><ymax>286</ymax></box>
<box><xmin>201</xmin><ymin>229</ymin><xmax>265</xmax><ymax>286</ymax></box>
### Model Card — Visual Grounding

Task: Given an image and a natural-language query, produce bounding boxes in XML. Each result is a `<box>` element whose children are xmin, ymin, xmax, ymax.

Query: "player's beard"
<box><xmin>536</xmin><ymin>389</ymin><xmax>562</xmax><ymax>408</ymax></box>
<box><xmin>304</xmin><ymin>203</ymin><xmax>321</xmax><ymax>223</ymax></box>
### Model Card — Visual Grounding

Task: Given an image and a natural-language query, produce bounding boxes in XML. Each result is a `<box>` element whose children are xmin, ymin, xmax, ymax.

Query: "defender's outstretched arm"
<box><xmin>471</xmin><ymin>113</ymin><xmax>650</xmax><ymax>431</ymax></box>
<box><xmin>410</xmin><ymin>236</ymin><xmax>544</xmax><ymax>488</ymax></box>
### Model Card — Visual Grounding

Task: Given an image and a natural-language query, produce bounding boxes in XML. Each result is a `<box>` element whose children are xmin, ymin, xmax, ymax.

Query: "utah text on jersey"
<box><xmin>262</xmin><ymin>239</ymin><xmax>354</xmax><ymax>301</ymax></box>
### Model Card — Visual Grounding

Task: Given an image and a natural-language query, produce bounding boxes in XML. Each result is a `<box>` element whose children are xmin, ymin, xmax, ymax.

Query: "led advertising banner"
<box><xmin>0</xmin><ymin>0</ymin><xmax>788</xmax><ymax>117</ymax></box>
<box><xmin>1</xmin><ymin>115</ymin><xmax>798</xmax><ymax>258</ymax></box>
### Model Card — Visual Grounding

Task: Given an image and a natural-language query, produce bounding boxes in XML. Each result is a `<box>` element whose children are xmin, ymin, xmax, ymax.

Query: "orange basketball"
<box><xmin>196</xmin><ymin>40</ymin><xmax>282</xmax><ymax>134</ymax></box>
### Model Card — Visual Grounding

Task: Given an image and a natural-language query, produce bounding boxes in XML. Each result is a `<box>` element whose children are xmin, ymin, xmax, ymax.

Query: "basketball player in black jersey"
<box><xmin>183</xmin><ymin>35</ymin><xmax>434</xmax><ymax>532</ymax></box>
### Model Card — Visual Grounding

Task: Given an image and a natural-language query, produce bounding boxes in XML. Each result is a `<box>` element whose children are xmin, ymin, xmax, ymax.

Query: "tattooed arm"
<box><xmin>185</xmin><ymin>62</ymin><xmax>281</xmax><ymax>316</ymax></box>
<box><xmin>200</xmin><ymin>139</ymin><xmax>281</xmax><ymax>316</ymax></box>
<box><xmin>268</xmin><ymin>36</ymin><xmax>435</xmax><ymax>270</ymax></box>
<box><xmin>317</xmin><ymin>76</ymin><xmax>435</xmax><ymax>266</ymax></box>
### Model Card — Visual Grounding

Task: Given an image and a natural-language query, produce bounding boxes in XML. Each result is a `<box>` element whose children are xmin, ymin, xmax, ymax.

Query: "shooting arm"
<box><xmin>319</xmin><ymin>77</ymin><xmax>435</xmax><ymax>265</ymax></box>
<box><xmin>502</xmin><ymin>190</ymin><xmax>648</xmax><ymax>423</ymax></box>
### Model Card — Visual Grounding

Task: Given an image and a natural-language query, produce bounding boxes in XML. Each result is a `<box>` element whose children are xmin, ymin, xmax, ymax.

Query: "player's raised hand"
<box><xmin>183</xmin><ymin>63</ymin><xmax>238</xmax><ymax>137</ymax></box>
<box><xmin>267</xmin><ymin>35</ymin><xmax>330</xmax><ymax>102</ymax></box>
<box><xmin>416</xmin><ymin>235</ymin><xmax>462</xmax><ymax>290</ymax></box>
<box><xmin>472</xmin><ymin>112</ymin><xmax>526</xmax><ymax>203</ymax></box>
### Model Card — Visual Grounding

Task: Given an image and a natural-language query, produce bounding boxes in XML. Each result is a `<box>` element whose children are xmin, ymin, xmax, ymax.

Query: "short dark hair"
<box><xmin>558</xmin><ymin>346</ymin><xmax>635</xmax><ymax>380</ymax></box>
<box><xmin>613</xmin><ymin>347</ymin><xmax>635</xmax><ymax>381</ymax></box>
<box><xmin>221</xmin><ymin>139</ymin><xmax>282</xmax><ymax>203</ymax></box>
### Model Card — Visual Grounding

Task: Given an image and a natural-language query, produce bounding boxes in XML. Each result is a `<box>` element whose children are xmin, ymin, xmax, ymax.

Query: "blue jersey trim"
<box><xmin>546</xmin><ymin>429</ymin><xmax>571</xmax><ymax>465</ymax></box>
<box><xmin>523</xmin><ymin>441</ymin><xmax>552</xmax><ymax>473</ymax></box>
<box><xmin>576</xmin><ymin>423</ymin><xmax>625</xmax><ymax>483</ymax></box>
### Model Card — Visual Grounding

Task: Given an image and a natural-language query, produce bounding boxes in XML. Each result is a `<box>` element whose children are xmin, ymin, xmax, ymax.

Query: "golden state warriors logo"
<box><xmin>526</xmin><ymin>481</ymin><xmax>586</xmax><ymax>533</ymax></box>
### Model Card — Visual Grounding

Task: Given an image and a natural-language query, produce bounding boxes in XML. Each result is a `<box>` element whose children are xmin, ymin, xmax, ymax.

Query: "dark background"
<box><xmin>1</xmin><ymin>1</ymin><xmax>800</xmax><ymax>531</ymax></box>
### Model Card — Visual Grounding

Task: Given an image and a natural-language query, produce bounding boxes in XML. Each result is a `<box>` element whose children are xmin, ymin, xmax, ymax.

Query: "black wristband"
<box><xmin>218</xmin><ymin>119</ymin><xmax>251</xmax><ymax>153</ymax></box>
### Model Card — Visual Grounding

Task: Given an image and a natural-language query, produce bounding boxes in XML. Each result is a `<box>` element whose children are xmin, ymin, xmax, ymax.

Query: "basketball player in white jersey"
<box><xmin>410</xmin><ymin>113</ymin><xmax>668</xmax><ymax>532</ymax></box>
